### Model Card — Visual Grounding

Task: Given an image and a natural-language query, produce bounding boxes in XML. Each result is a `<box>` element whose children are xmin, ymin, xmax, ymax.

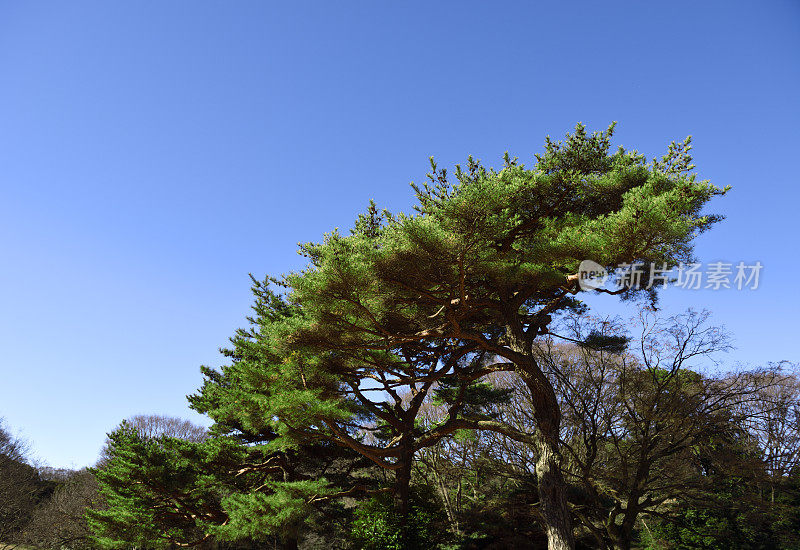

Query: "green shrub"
<box><xmin>350</xmin><ymin>487</ymin><xmax>448</xmax><ymax>550</ymax></box>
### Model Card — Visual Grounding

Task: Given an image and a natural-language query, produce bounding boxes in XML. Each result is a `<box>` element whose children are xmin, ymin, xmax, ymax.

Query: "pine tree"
<box><xmin>87</xmin><ymin>423</ymin><xmax>233</xmax><ymax>548</ymax></box>
<box><xmin>286</xmin><ymin>123</ymin><xmax>727</xmax><ymax>549</ymax></box>
<box><xmin>192</xmin><ymin>274</ymin><xmax>510</xmax><ymax>540</ymax></box>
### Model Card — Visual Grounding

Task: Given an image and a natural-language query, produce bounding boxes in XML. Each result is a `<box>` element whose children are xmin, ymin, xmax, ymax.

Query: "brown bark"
<box><xmin>505</xmin><ymin>314</ymin><xmax>575</xmax><ymax>550</ymax></box>
<box><xmin>395</xmin><ymin>438</ymin><xmax>415</xmax><ymax>546</ymax></box>
<box><xmin>499</xmin><ymin>370</ymin><xmax>574</xmax><ymax>550</ymax></box>
<box><xmin>535</xmin><ymin>433</ymin><xmax>575</xmax><ymax>550</ymax></box>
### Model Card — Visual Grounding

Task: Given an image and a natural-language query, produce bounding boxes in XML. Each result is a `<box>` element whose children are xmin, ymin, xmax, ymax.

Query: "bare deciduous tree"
<box><xmin>484</xmin><ymin>310</ymin><xmax>781</xmax><ymax>550</ymax></box>
<box><xmin>736</xmin><ymin>362</ymin><xmax>800</xmax><ymax>504</ymax></box>
<box><xmin>125</xmin><ymin>414</ymin><xmax>209</xmax><ymax>442</ymax></box>
<box><xmin>97</xmin><ymin>414</ymin><xmax>208</xmax><ymax>467</ymax></box>
<box><xmin>0</xmin><ymin>418</ymin><xmax>49</xmax><ymax>545</ymax></box>
<box><xmin>20</xmin><ymin>470</ymin><xmax>99</xmax><ymax>550</ymax></box>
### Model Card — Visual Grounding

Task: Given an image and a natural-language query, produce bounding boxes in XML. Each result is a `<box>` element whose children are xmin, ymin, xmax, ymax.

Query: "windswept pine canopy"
<box><xmin>289</xmin><ymin>123</ymin><xmax>727</xmax><ymax>355</ymax></box>
<box><xmin>282</xmin><ymin>123</ymin><xmax>727</xmax><ymax>549</ymax></box>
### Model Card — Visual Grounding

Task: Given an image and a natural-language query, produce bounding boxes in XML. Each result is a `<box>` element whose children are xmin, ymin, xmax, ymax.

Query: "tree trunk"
<box><xmin>282</xmin><ymin>521</ymin><xmax>300</xmax><ymax>550</ymax></box>
<box><xmin>433</xmin><ymin>466</ymin><xmax>459</xmax><ymax>534</ymax></box>
<box><xmin>504</xmin><ymin>310</ymin><xmax>574</xmax><ymax>550</ymax></box>
<box><xmin>536</xmin><ymin>434</ymin><xmax>575</xmax><ymax>550</ymax></box>
<box><xmin>610</xmin><ymin>533</ymin><xmax>631</xmax><ymax>550</ymax></box>
<box><xmin>396</xmin><ymin>459</ymin><xmax>412</xmax><ymax>519</ymax></box>
<box><xmin>606</xmin><ymin>504</ymin><xmax>638</xmax><ymax>550</ymax></box>
<box><xmin>517</xmin><ymin>361</ymin><xmax>575</xmax><ymax>550</ymax></box>
<box><xmin>395</xmin><ymin>442</ymin><xmax>415</xmax><ymax>545</ymax></box>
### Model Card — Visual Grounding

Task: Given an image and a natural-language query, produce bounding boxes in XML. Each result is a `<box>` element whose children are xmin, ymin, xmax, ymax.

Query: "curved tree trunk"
<box><xmin>512</xmin><ymin>336</ymin><xmax>575</xmax><ymax>550</ymax></box>
<box><xmin>535</xmin><ymin>433</ymin><xmax>575</xmax><ymax>550</ymax></box>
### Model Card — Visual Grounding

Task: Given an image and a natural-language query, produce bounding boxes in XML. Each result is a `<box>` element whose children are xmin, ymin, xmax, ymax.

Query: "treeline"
<box><xmin>3</xmin><ymin>124</ymin><xmax>795</xmax><ymax>549</ymax></box>
<box><xmin>0</xmin><ymin>419</ymin><xmax>94</xmax><ymax>548</ymax></box>
<box><xmin>3</xmin><ymin>321</ymin><xmax>800</xmax><ymax>549</ymax></box>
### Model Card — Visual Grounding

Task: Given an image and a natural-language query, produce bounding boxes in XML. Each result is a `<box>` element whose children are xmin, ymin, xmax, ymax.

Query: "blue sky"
<box><xmin>1</xmin><ymin>1</ymin><xmax>798</xmax><ymax>468</ymax></box>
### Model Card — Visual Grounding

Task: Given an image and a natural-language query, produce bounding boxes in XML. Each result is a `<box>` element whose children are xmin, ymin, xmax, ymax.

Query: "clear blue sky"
<box><xmin>1</xmin><ymin>1</ymin><xmax>798</xmax><ymax>469</ymax></box>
